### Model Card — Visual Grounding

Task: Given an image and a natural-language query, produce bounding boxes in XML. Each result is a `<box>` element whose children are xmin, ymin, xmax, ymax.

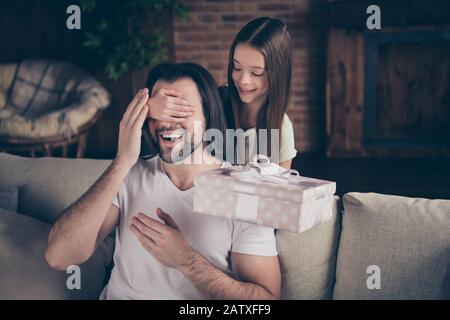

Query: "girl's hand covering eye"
<box><xmin>147</xmin><ymin>88</ymin><xmax>195</xmax><ymax>123</ymax></box>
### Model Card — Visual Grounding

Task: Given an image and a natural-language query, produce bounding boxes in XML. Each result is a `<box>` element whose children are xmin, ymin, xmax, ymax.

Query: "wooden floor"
<box><xmin>292</xmin><ymin>154</ymin><xmax>450</xmax><ymax>200</ymax></box>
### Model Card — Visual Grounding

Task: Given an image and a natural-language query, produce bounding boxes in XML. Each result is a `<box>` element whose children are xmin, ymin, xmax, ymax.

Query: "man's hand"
<box><xmin>116</xmin><ymin>88</ymin><xmax>149</xmax><ymax>169</ymax></box>
<box><xmin>130</xmin><ymin>208</ymin><xmax>194</xmax><ymax>270</ymax></box>
<box><xmin>130</xmin><ymin>208</ymin><xmax>280</xmax><ymax>300</ymax></box>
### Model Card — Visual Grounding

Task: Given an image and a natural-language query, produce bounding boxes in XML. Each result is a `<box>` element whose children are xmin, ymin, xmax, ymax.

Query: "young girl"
<box><xmin>146</xmin><ymin>17</ymin><xmax>297</xmax><ymax>169</ymax></box>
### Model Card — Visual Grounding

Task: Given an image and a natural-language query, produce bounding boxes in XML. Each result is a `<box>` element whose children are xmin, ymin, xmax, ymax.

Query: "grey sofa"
<box><xmin>0</xmin><ymin>152</ymin><xmax>449</xmax><ymax>300</ymax></box>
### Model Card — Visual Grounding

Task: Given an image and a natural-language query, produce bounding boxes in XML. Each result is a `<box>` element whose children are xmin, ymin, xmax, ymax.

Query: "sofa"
<box><xmin>0</xmin><ymin>152</ymin><xmax>449</xmax><ymax>300</ymax></box>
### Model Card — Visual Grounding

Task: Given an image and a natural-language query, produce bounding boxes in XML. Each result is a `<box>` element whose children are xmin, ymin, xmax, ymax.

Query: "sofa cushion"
<box><xmin>0</xmin><ymin>207</ymin><xmax>114</xmax><ymax>299</ymax></box>
<box><xmin>0</xmin><ymin>152</ymin><xmax>111</xmax><ymax>223</ymax></box>
<box><xmin>0</xmin><ymin>187</ymin><xmax>18</xmax><ymax>212</ymax></box>
<box><xmin>276</xmin><ymin>196</ymin><xmax>342</xmax><ymax>299</ymax></box>
<box><xmin>334</xmin><ymin>192</ymin><xmax>450</xmax><ymax>300</ymax></box>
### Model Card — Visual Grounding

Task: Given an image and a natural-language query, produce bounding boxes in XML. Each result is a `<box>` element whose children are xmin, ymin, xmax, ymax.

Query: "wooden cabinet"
<box><xmin>326</xmin><ymin>1</ymin><xmax>450</xmax><ymax>157</ymax></box>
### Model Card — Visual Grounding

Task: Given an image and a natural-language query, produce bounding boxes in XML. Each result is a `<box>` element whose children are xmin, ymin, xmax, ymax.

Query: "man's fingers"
<box><xmin>130</xmin><ymin>217</ymin><xmax>161</xmax><ymax>242</ymax></box>
<box><xmin>136</xmin><ymin>212</ymin><xmax>166</xmax><ymax>233</ymax></box>
<box><xmin>156</xmin><ymin>208</ymin><xmax>179</xmax><ymax>230</ymax></box>
<box><xmin>123</xmin><ymin>89</ymin><xmax>147</xmax><ymax>122</ymax></box>
<box><xmin>128</xmin><ymin>90</ymin><xmax>149</xmax><ymax>126</ymax></box>
<box><xmin>130</xmin><ymin>224</ymin><xmax>157</xmax><ymax>249</ymax></box>
<box><xmin>131</xmin><ymin>104</ymin><xmax>148</xmax><ymax>129</ymax></box>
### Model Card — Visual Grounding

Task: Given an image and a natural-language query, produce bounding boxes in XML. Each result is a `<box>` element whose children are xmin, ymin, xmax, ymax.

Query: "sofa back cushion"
<box><xmin>0</xmin><ymin>187</ymin><xmax>18</xmax><ymax>212</ymax></box>
<box><xmin>333</xmin><ymin>192</ymin><xmax>450</xmax><ymax>299</ymax></box>
<box><xmin>0</xmin><ymin>152</ymin><xmax>111</xmax><ymax>223</ymax></box>
<box><xmin>276</xmin><ymin>196</ymin><xmax>342</xmax><ymax>299</ymax></box>
<box><xmin>0</xmin><ymin>207</ymin><xmax>113</xmax><ymax>299</ymax></box>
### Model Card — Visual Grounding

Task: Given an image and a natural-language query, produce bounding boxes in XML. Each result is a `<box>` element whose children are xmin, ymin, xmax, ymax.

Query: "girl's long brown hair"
<box><xmin>227</xmin><ymin>17</ymin><xmax>292</xmax><ymax>158</ymax></box>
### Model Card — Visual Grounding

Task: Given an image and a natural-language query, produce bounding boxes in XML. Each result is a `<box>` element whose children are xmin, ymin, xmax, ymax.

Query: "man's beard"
<box><xmin>153</xmin><ymin>127</ymin><xmax>202</xmax><ymax>164</ymax></box>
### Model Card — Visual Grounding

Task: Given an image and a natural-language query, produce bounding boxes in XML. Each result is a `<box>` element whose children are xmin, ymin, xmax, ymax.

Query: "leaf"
<box><xmin>80</xmin><ymin>0</ymin><xmax>96</xmax><ymax>12</ymax></box>
<box><xmin>79</xmin><ymin>0</ymin><xmax>190</xmax><ymax>80</ymax></box>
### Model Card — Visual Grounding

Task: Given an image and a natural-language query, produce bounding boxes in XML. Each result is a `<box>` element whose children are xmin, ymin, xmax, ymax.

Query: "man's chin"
<box><xmin>159</xmin><ymin>142</ymin><xmax>203</xmax><ymax>164</ymax></box>
<box><xmin>156</xmin><ymin>136</ymin><xmax>183</xmax><ymax>163</ymax></box>
<box><xmin>158</xmin><ymin>144</ymin><xmax>189</xmax><ymax>164</ymax></box>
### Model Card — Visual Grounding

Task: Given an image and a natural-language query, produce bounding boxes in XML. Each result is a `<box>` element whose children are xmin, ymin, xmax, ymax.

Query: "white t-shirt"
<box><xmin>235</xmin><ymin>113</ymin><xmax>297</xmax><ymax>165</ymax></box>
<box><xmin>100</xmin><ymin>156</ymin><xmax>277</xmax><ymax>300</ymax></box>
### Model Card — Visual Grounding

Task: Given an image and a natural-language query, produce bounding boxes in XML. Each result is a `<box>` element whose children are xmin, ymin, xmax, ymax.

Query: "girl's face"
<box><xmin>232</xmin><ymin>43</ymin><xmax>269</xmax><ymax>106</ymax></box>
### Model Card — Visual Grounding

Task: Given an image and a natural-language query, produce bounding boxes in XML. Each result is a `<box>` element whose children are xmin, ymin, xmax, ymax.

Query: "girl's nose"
<box><xmin>239</xmin><ymin>72</ymin><xmax>252</xmax><ymax>85</ymax></box>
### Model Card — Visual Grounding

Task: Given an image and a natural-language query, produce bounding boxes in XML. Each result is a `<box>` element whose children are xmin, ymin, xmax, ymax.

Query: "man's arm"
<box><xmin>45</xmin><ymin>88</ymin><xmax>150</xmax><ymax>271</ymax></box>
<box><xmin>45</xmin><ymin>162</ymin><xmax>126</xmax><ymax>270</ymax></box>
<box><xmin>180</xmin><ymin>251</ymin><xmax>281</xmax><ymax>300</ymax></box>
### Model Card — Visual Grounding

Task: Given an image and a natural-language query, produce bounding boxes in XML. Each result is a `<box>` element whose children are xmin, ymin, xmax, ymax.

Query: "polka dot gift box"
<box><xmin>193</xmin><ymin>155</ymin><xmax>336</xmax><ymax>234</ymax></box>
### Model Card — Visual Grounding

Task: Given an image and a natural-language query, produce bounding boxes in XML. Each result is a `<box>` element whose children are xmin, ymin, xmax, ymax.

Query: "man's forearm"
<box><xmin>46</xmin><ymin>159</ymin><xmax>130</xmax><ymax>269</ymax></box>
<box><xmin>179</xmin><ymin>251</ymin><xmax>276</xmax><ymax>300</ymax></box>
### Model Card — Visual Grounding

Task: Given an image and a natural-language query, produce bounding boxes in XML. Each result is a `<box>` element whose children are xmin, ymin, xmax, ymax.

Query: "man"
<box><xmin>45</xmin><ymin>63</ymin><xmax>281</xmax><ymax>300</ymax></box>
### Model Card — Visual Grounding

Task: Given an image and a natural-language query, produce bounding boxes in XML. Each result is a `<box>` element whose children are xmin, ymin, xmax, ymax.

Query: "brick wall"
<box><xmin>173</xmin><ymin>0</ymin><xmax>330</xmax><ymax>153</ymax></box>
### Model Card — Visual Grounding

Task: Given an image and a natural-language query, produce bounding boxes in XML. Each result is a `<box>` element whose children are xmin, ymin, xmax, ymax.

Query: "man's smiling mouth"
<box><xmin>158</xmin><ymin>129</ymin><xmax>185</xmax><ymax>143</ymax></box>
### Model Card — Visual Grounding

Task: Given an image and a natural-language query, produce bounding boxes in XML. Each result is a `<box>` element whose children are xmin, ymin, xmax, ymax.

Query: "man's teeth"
<box><xmin>161</xmin><ymin>133</ymin><xmax>183</xmax><ymax>141</ymax></box>
<box><xmin>162</xmin><ymin>133</ymin><xmax>182</xmax><ymax>138</ymax></box>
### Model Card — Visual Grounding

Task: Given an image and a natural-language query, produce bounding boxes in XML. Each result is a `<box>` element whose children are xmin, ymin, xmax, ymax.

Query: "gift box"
<box><xmin>193</xmin><ymin>156</ymin><xmax>336</xmax><ymax>233</ymax></box>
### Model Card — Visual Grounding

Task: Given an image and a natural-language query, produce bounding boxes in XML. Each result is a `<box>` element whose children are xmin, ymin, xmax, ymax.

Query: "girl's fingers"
<box><xmin>168</xmin><ymin>110</ymin><xmax>192</xmax><ymax>118</ymax></box>
<box><xmin>172</xmin><ymin>98</ymin><xmax>193</xmax><ymax>107</ymax></box>
<box><xmin>128</xmin><ymin>92</ymin><xmax>149</xmax><ymax>126</ymax></box>
<box><xmin>172</xmin><ymin>105</ymin><xmax>195</xmax><ymax>113</ymax></box>
<box><xmin>162</xmin><ymin>88</ymin><xmax>180</xmax><ymax>97</ymax></box>
<box><xmin>164</xmin><ymin>116</ymin><xmax>187</xmax><ymax>123</ymax></box>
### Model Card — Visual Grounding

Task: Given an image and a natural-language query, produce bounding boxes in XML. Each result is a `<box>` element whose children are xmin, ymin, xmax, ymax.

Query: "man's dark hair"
<box><xmin>141</xmin><ymin>62</ymin><xmax>227</xmax><ymax>159</ymax></box>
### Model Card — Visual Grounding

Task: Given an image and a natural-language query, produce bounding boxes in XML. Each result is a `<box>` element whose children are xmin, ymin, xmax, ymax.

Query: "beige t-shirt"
<box><xmin>234</xmin><ymin>113</ymin><xmax>297</xmax><ymax>165</ymax></box>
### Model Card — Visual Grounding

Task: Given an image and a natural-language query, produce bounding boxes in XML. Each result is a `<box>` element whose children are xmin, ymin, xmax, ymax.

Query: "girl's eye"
<box><xmin>233</xmin><ymin>67</ymin><xmax>242</xmax><ymax>72</ymax></box>
<box><xmin>252</xmin><ymin>72</ymin><xmax>264</xmax><ymax>77</ymax></box>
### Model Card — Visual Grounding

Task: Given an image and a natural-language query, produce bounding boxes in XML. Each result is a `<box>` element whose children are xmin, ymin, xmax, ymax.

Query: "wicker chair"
<box><xmin>0</xmin><ymin>60</ymin><xmax>110</xmax><ymax>158</ymax></box>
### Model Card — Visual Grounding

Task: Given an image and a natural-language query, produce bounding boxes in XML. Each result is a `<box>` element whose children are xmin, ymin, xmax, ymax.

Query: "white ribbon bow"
<box><xmin>229</xmin><ymin>155</ymin><xmax>299</xmax><ymax>184</ymax></box>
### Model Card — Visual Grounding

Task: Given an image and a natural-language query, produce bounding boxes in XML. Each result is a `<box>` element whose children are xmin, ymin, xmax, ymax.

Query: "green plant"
<box><xmin>79</xmin><ymin>0</ymin><xmax>189</xmax><ymax>81</ymax></box>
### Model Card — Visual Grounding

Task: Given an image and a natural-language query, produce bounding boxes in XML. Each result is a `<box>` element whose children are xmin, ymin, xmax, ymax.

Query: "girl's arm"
<box><xmin>279</xmin><ymin>159</ymin><xmax>292</xmax><ymax>170</ymax></box>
